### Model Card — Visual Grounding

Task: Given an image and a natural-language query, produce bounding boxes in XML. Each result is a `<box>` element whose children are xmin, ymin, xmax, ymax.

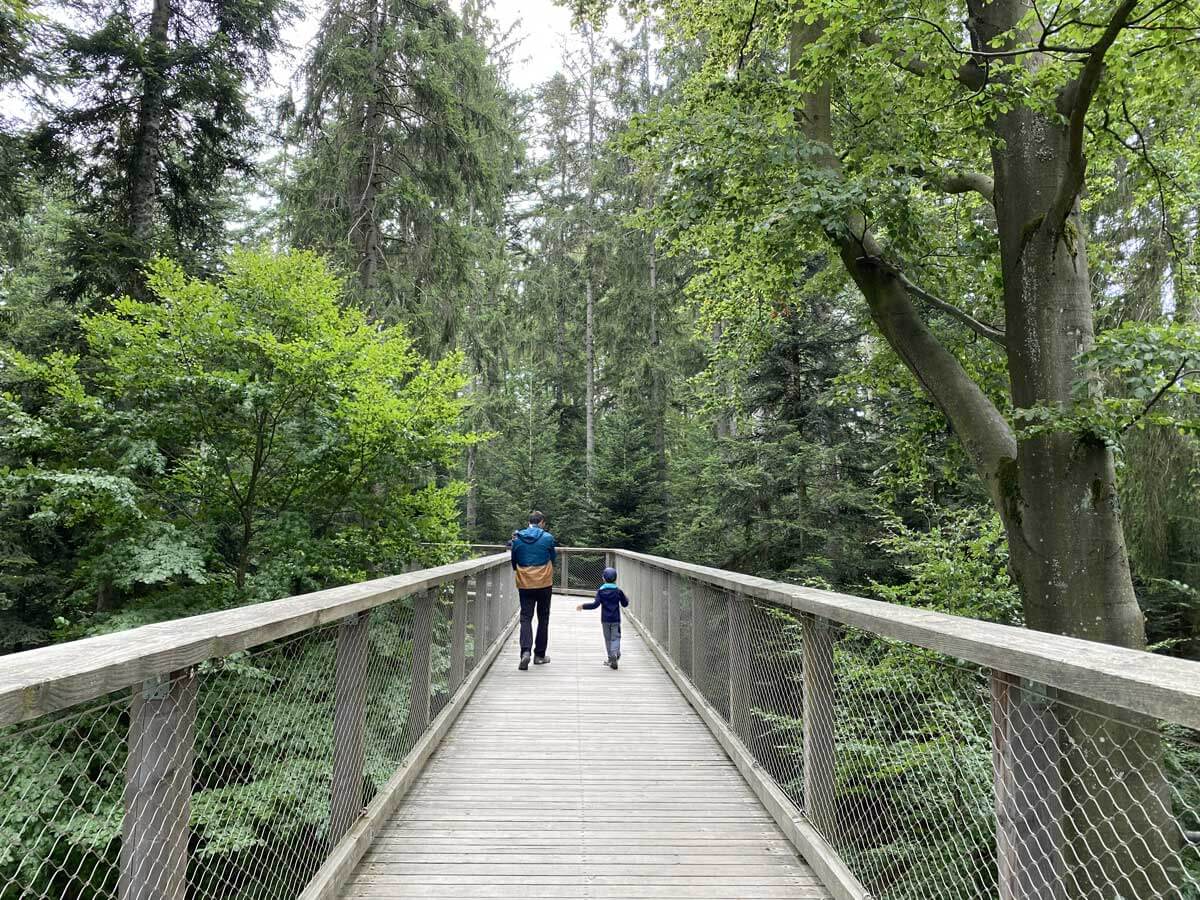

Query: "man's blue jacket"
<box><xmin>510</xmin><ymin>526</ymin><xmax>556</xmax><ymax>589</ymax></box>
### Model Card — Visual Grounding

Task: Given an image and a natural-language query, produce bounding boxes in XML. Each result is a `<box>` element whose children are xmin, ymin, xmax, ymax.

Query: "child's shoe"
<box><xmin>609</xmin><ymin>658</ymin><xmax>618</xmax><ymax>670</ymax></box>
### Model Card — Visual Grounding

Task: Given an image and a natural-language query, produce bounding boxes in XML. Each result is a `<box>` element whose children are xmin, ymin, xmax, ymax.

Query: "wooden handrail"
<box><xmin>0</xmin><ymin>553</ymin><xmax>509</xmax><ymax>727</ymax></box>
<box><xmin>8</xmin><ymin>544</ymin><xmax>1200</xmax><ymax>731</ymax></box>
<box><xmin>614</xmin><ymin>549</ymin><xmax>1200</xmax><ymax>731</ymax></box>
<box><xmin>460</xmin><ymin>543</ymin><xmax>611</xmax><ymax>554</ymax></box>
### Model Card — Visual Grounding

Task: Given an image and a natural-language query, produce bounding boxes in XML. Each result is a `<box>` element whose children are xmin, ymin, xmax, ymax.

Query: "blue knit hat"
<box><xmin>602</xmin><ymin>566</ymin><xmax>618</xmax><ymax>583</ymax></box>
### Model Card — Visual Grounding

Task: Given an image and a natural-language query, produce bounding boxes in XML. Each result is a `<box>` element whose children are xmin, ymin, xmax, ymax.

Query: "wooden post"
<box><xmin>484</xmin><ymin>570</ymin><xmax>496</xmax><ymax>650</ymax></box>
<box><xmin>658</xmin><ymin>571</ymin><xmax>669</xmax><ymax>643</ymax></box>
<box><xmin>991</xmin><ymin>670</ymin><xmax>1064</xmax><ymax>899</ymax></box>
<box><xmin>330</xmin><ymin>612</ymin><xmax>368</xmax><ymax>842</ymax></box>
<box><xmin>637</xmin><ymin>566</ymin><xmax>648</xmax><ymax>633</ymax></box>
<box><xmin>561</xmin><ymin>552</ymin><xmax>570</xmax><ymax>592</ymax></box>
<box><xmin>802</xmin><ymin>613</ymin><xmax>835</xmax><ymax>841</ymax></box>
<box><xmin>120</xmin><ymin>669</ymin><xmax>197</xmax><ymax>900</ymax></box>
<box><xmin>650</xmin><ymin>567</ymin><xmax>657</xmax><ymax>633</ymax></box>
<box><xmin>667</xmin><ymin>572</ymin><xmax>681</xmax><ymax>664</ymax></box>
<box><xmin>449</xmin><ymin>578</ymin><xmax>467</xmax><ymax>695</ymax></box>
<box><xmin>490</xmin><ymin>568</ymin><xmax>502</xmax><ymax>641</ymax></box>
<box><xmin>649</xmin><ymin>569</ymin><xmax>660</xmax><ymax>641</ymax></box>
<box><xmin>692</xmin><ymin>581</ymin><xmax>708</xmax><ymax>692</ymax></box>
<box><xmin>662</xmin><ymin>571</ymin><xmax>672</xmax><ymax>643</ymax></box>
<box><xmin>728</xmin><ymin>593</ymin><xmax>753</xmax><ymax>747</ymax></box>
<box><xmin>408</xmin><ymin>590</ymin><xmax>433</xmax><ymax>740</ymax></box>
<box><xmin>472</xmin><ymin>573</ymin><xmax>487</xmax><ymax>664</ymax></box>
<box><xmin>499</xmin><ymin>570</ymin><xmax>508</xmax><ymax>617</ymax></box>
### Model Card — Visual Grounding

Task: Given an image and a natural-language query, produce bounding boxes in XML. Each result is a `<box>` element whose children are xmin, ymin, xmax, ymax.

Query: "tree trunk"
<box><xmin>583</xmin><ymin>29</ymin><xmax>598</xmax><ymax>497</ymax></box>
<box><xmin>465</xmin><ymin>442</ymin><xmax>478</xmax><ymax>532</ymax></box>
<box><xmin>966</xmin><ymin>4</ymin><xmax>1175</xmax><ymax>894</ymax></box>
<box><xmin>970</xmin><ymin>3</ymin><xmax>1142</xmax><ymax>647</ymax></box>
<box><xmin>96</xmin><ymin>576</ymin><xmax>116</xmax><ymax>613</ymax></box>
<box><xmin>555</xmin><ymin>146</ymin><xmax>568</xmax><ymax>410</ymax></box>
<box><xmin>585</xmin><ymin>274</ymin><xmax>595</xmax><ymax>496</ymax></box>
<box><xmin>640</xmin><ymin>21</ymin><xmax>667</xmax><ymax>473</ymax></box>
<box><xmin>351</xmin><ymin>0</ymin><xmax>386</xmax><ymax>298</ymax></box>
<box><xmin>787</xmin><ymin>4</ymin><xmax>1178</xmax><ymax>893</ymax></box>
<box><xmin>648</xmin><ymin>243</ymin><xmax>666</xmax><ymax>473</ymax></box>
<box><xmin>127</xmin><ymin>0</ymin><xmax>172</xmax><ymax>266</ymax></box>
<box><xmin>555</xmin><ymin>289</ymin><xmax>566</xmax><ymax>409</ymax></box>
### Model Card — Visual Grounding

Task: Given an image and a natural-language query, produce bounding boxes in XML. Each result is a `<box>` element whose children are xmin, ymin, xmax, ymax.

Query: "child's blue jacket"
<box><xmin>580</xmin><ymin>583</ymin><xmax>630</xmax><ymax>623</ymax></box>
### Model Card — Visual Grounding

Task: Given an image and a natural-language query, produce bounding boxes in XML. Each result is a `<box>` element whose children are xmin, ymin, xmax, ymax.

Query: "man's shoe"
<box><xmin>518</xmin><ymin>652</ymin><xmax>531</xmax><ymax>671</ymax></box>
<box><xmin>533</xmin><ymin>655</ymin><xmax>549</xmax><ymax>665</ymax></box>
<box><xmin>610</xmin><ymin>658</ymin><xmax>618</xmax><ymax>670</ymax></box>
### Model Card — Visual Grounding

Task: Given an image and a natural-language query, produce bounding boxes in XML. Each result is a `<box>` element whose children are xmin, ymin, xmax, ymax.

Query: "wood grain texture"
<box><xmin>337</xmin><ymin>596</ymin><xmax>833</xmax><ymax>900</ymax></box>
<box><xmin>626</xmin><ymin>608</ymin><xmax>866</xmax><ymax>900</ymax></box>
<box><xmin>0</xmin><ymin>555</ymin><xmax>510</xmax><ymax>727</ymax></box>
<box><xmin>120</xmin><ymin>669</ymin><xmax>196</xmax><ymax>900</ymax></box>
<box><xmin>449</xmin><ymin>578</ymin><xmax>467</xmax><ymax>694</ymax></box>
<box><xmin>615</xmin><ymin>550</ymin><xmax>1200</xmax><ymax>729</ymax></box>
<box><xmin>473</xmin><ymin>573</ymin><xmax>489</xmax><ymax>666</ymax></box>
<box><xmin>408</xmin><ymin>590</ymin><xmax>434</xmax><ymax>739</ymax></box>
<box><xmin>668</xmin><ymin>574</ymin><xmax>682</xmax><ymax>662</ymax></box>
<box><xmin>802</xmin><ymin>615</ymin><xmax>835</xmax><ymax>842</ymax></box>
<box><xmin>299</xmin><ymin>609</ymin><xmax>519</xmax><ymax>900</ymax></box>
<box><xmin>331</xmin><ymin>613</ymin><xmax>369</xmax><ymax>843</ymax></box>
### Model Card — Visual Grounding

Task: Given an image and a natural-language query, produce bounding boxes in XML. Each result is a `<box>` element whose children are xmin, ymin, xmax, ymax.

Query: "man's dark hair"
<box><xmin>528</xmin><ymin>510</ymin><xmax>545</xmax><ymax>525</ymax></box>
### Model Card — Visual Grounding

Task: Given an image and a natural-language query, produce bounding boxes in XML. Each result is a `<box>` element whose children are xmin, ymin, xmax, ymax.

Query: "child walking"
<box><xmin>576</xmin><ymin>566</ymin><xmax>630</xmax><ymax>669</ymax></box>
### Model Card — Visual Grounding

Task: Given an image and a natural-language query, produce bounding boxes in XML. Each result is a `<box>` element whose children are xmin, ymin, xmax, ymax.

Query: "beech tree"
<box><xmin>586</xmin><ymin>0</ymin><xmax>1200</xmax><ymax>893</ymax></box>
<box><xmin>614</xmin><ymin>0</ymin><xmax>1200</xmax><ymax>647</ymax></box>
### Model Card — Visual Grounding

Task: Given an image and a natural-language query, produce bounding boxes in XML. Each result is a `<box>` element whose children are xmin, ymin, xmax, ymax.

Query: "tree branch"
<box><xmin>1045</xmin><ymin>0</ymin><xmax>1142</xmax><ymax>233</ymax></box>
<box><xmin>854</xmin><ymin>251</ymin><xmax>1007</xmax><ymax>345</ymax></box>
<box><xmin>935</xmin><ymin>171</ymin><xmax>995</xmax><ymax>203</ymax></box>
<box><xmin>795</xmin><ymin>11</ymin><xmax>1016</xmax><ymax>493</ymax></box>
<box><xmin>736</xmin><ymin>0</ymin><xmax>761</xmax><ymax>72</ymax></box>
<box><xmin>1121</xmin><ymin>361</ymin><xmax>1199</xmax><ymax>433</ymax></box>
<box><xmin>859</xmin><ymin>29</ymin><xmax>987</xmax><ymax>89</ymax></box>
<box><xmin>893</xmin><ymin>268</ymin><xmax>1008</xmax><ymax>347</ymax></box>
<box><xmin>889</xmin><ymin>165</ymin><xmax>996</xmax><ymax>204</ymax></box>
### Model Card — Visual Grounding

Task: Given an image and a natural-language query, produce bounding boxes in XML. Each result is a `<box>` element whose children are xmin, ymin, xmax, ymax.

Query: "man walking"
<box><xmin>510</xmin><ymin>511</ymin><xmax>556</xmax><ymax>670</ymax></box>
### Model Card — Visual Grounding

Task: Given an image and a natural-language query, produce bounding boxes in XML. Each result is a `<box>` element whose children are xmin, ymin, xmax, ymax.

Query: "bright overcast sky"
<box><xmin>492</xmin><ymin>0</ymin><xmax>581</xmax><ymax>88</ymax></box>
<box><xmin>278</xmin><ymin>0</ymin><xmax>592</xmax><ymax>94</ymax></box>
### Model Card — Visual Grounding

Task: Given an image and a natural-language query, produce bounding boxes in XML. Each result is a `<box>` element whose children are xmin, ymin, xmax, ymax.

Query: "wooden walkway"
<box><xmin>339</xmin><ymin>595</ymin><xmax>831</xmax><ymax>899</ymax></box>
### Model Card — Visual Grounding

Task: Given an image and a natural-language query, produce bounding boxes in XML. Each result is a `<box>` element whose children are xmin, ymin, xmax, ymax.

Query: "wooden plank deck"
<box><xmin>339</xmin><ymin>595</ymin><xmax>831</xmax><ymax>900</ymax></box>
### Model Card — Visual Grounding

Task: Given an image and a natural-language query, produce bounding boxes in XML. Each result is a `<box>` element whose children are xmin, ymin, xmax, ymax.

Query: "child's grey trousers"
<box><xmin>602</xmin><ymin>621</ymin><xmax>622</xmax><ymax>659</ymax></box>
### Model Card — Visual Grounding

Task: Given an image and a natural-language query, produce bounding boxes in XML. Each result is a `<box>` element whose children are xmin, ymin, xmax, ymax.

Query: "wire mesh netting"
<box><xmin>561</xmin><ymin>552</ymin><xmax>608</xmax><ymax>593</ymax></box>
<box><xmin>628</xmin><ymin>558</ymin><xmax>1200</xmax><ymax>900</ymax></box>
<box><xmin>1</xmin><ymin>563</ymin><xmax>517</xmax><ymax>900</ymax></box>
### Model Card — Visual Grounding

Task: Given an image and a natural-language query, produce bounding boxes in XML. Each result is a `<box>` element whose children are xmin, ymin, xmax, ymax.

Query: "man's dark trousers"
<box><xmin>519</xmin><ymin>587</ymin><xmax>552</xmax><ymax>657</ymax></box>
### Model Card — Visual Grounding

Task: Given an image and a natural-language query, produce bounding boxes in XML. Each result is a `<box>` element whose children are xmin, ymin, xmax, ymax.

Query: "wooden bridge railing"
<box><xmin>0</xmin><ymin>552</ymin><xmax>518</xmax><ymax>900</ymax></box>
<box><xmin>3</xmin><ymin>544</ymin><xmax>1200</xmax><ymax>899</ymax></box>
<box><xmin>614</xmin><ymin>549</ymin><xmax>1200</xmax><ymax>900</ymax></box>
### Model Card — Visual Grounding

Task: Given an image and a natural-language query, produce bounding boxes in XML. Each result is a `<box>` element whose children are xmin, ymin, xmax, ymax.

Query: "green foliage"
<box><xmin>286</xmin><ymin>0</ymin><xmax>521</xmax><ymax>348</ymax></box>
<box><xmin>872</xmin><ymin>505</ymin><xmax>1020</xmax><ymax>625</ymax></box>
<box><xmin>589</xmin><ymin>406</ymin><xmax>666</xmax><ymax>550</ymax></box>
<box><xmin>4</xmin><ymin>2</ymin><xmax>1200</xmax><ymax>896</ymax></box>
<box><xmin>1</xmin><ymin>248</ymin><xmax>474</xmax><ymax>643</ymax></box>
<box><xmin>37</xmin><ymin>0</ymin><xmax>294</xmax><ymax>299</ymax></box>
<box><xmin>665</xmin><ymin>303</ymin><xmax>883</xmax><ymax>585</ymax></box>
